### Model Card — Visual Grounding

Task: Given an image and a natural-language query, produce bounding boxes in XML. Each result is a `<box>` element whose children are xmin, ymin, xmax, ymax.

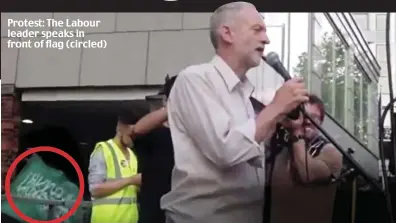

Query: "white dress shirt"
<box><xmin>161</xmin><ymin>55</ymin><xmax>266</xmax><ymax>223</ymax></box>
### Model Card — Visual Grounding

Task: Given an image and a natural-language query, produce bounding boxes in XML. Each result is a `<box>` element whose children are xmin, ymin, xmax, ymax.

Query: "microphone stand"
<box><xmin>260</xmin><ymin>56</ymin><xmax>383</xmax><ymax>193</ymax></box>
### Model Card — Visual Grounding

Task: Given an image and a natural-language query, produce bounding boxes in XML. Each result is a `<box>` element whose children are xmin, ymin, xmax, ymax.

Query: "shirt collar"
<box><xmin>211</xmin><ymin>55</ymin><xmax>243</xmax><ymax>92</ymax></box>
<box><xmin>211</xmin><ymin>55</ymin><xmax>255</xmax><ymax>96</ymax></box>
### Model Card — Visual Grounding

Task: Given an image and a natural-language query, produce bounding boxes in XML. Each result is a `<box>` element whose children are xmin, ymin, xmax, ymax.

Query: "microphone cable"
<box><xmin>380</xmin><ymin>97</ymin><xmax>396</xmax><ymax>223</ymax></box>
<box><xmin>302</xmin><ymin>110</ymin><xmax>310</xmax><ymax>184</ymax></box>
<box><xmin>385</xmin><ymin>13</ymin><xmax>396</xmax><ymax>170</ymax></box>
<box><xmin>379</xmin><ymin>12</ymin><xmax>395</xmax><ymax>223</ymax></box>
<box><xmin>305</xmin><ymin>133</ymin><xmax>309</xmax><ymax>183</ymax></box>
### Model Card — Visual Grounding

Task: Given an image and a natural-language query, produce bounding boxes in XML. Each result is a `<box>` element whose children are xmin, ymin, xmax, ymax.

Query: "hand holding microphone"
<box><xmin>264</xmin><ymin>52</ymin><xmax>309</xmax><ymax>120</ymax></box>
<box><xmin>270</xmin><ymin>78</ymin><xmax>309</xmax><ymax>120</ymax></box>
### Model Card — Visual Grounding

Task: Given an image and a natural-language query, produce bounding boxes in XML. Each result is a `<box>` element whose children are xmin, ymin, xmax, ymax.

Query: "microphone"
<box><xmin>265</xmin><ymin>52</ymin><xmax>292</xmax><ymax>81</ymax></box>
<box><xmin>263</xmin><ymin>52</ymin><xmax>301</xmax><ymax>120</ymax></box>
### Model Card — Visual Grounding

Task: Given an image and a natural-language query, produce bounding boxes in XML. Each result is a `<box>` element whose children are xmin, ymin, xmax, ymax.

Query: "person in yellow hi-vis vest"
<box><xmin>88</xmin><ymin>109</ymin><xmax>142</xmax><ymax>223</ymax></box>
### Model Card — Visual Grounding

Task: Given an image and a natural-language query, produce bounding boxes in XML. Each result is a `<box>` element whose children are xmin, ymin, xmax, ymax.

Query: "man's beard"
<box><xmin>247</xmin><ymin>54</ymin><xmax>261</xmax><ymax>67</ymax></box>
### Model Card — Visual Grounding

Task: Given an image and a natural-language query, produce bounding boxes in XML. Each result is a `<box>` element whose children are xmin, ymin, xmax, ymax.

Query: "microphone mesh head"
<box><xmin>265</xmin><ymin>52</ymin><xmax>280</xmax><ymax>66</ymax></box>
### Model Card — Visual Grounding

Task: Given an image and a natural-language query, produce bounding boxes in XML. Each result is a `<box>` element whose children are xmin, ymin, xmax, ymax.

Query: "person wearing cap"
<box><xmin>88</xmin><ymin>109</ymin><xmax>142</xmax><ymax>223</ymax></box>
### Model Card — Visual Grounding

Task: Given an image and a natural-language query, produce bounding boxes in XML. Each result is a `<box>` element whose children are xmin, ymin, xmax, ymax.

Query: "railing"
<box><xmin>325</xmin><ymin>13</ymin><xmax>381</xmax><ymax>80</ymax></box>
<box><xmin>1</xmin><ymin>195</ymin><xmax>92</xmax><ymax>223</ymax></box>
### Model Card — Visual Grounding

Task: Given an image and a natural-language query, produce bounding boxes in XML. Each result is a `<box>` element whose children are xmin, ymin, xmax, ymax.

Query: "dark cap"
<box><xmin>158</xmin><ymin>74</ymin><xmax>178</xmax><ymax>98</ymax></box>
<box><xmin>118</xmin><ymin>108</ymin><xmax>138</xmax><ymax>125</ymax></box>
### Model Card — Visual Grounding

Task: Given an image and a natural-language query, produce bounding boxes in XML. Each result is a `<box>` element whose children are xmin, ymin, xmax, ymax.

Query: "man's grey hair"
<box><xmin>209</xmin><ymin>2</ymin><xmax>255</xmax><ymax>49</ymax></box>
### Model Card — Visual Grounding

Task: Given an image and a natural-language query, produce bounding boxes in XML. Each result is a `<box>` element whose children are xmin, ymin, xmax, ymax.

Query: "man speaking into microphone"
<box><xmin>160</xmin><ymin>2</ymin><xmax>309</xmax><ymax>223</ymax></box>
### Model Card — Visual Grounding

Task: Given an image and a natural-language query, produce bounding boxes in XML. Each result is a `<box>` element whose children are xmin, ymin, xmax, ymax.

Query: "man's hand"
<box><xmin>128</xmin><ymin>125</ymin><xmax>136</xmax><ymax>139</ymax></box>
<box><xmin>281</xmin><ymin>112</ymin><xmax>304</xmax><ymax>134</ymax></box>
<box><xmin>254</xmin><ymin>78</ymin><xmax>307</xmax><ymax>143</ymax></box>
<box><xmin>270</xmin><ymin>77</ymin><xmax>309</xmax><ymax>118</ymax></box>
<box><xmin>91</xmin><ymin>173</ymin><xmax>142</xmax><ymax>198</ymax></box>
<box><xmin>128</xmin><ymin>173</ymin><xmax>142</xmax><ymax>186</ymax></box>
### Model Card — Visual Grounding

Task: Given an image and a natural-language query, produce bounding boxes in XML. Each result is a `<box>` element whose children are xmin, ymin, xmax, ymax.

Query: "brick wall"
<box><xmin>1</xmin><ymin>94</ymin><xmax>20</xmax><ymax>192</ymax></box>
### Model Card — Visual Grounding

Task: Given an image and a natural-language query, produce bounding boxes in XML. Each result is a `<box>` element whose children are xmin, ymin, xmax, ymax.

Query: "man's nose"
<box><xmin>260</xmin><ymin>32</ymin><xmax>270</xmax><ymax>45</ymax></box>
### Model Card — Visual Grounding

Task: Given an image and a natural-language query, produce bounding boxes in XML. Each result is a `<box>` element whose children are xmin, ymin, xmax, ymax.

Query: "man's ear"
<box><xmin>219</xmin><ymin>25</ymin><xmax>233</xmax><ymax>45</ymax></box>
<box><xmin>116</xmin><ymin>122</ymin><xmax>122</xmax><ymax>133</ymax></box>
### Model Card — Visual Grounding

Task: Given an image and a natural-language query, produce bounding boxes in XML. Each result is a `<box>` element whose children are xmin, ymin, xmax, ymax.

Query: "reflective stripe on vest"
<box><xmin>92</xmin><ymin>197</ymin><xmax>137</xmax><ymax>206</ymax></box>
<box><xmin>92</xmin><ymin>140</ymin><xmax>137</xmax><ymax>205</ymax></box>
<box><xmin>104</xmin><ymin>141</ymin><xmax>123</xmax><ymax>180</ymax></box>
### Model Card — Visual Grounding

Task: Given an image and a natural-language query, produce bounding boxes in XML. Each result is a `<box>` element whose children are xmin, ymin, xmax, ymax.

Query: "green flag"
<box><xmin>1</xmin><ymin>154</ymin><xmax>83</xmax><ymax>222</ymax></box>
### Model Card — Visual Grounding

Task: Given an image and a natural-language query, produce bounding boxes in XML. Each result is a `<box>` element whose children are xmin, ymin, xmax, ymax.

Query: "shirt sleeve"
<box><xmin>168</xmin><ymin>69</ymin><xmax>262</xmax><ymax>169</ymax></box>
<box><xmin>88</xmin><ymin>145</ymin><xmax>107</xmax><ymax>193</ymax></box>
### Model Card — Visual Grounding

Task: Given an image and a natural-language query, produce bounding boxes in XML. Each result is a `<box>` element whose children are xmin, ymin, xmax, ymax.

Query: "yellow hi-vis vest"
<box><xmin>90</xmin><ymin>139</ymin><xmax>139</xmax><ymax>223</ymax></box>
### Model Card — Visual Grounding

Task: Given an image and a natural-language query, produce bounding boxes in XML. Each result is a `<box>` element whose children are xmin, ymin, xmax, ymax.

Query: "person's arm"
<box><xmin>88</xmin><ymin>146</ymin><xmax>141</xmax><ymax>199</ymax></box>
<box><xmin>91</xmin><ymin>176</ymin><xmax>141</xmax><ymax>199</ymax></box>
<box><xmin>290</xmin><ymin>139</ymin><xmax>343</xmax><ymax>184</ymax></box>
<box><xmin>169</xmin><ymin>70</ymin><xmax>284</xmax><ymax>169</ymax></box>
<box><xmin>255</xmin><ymin>104</ymin><xmax>285</xmax><ymax>142</ymax></box>
<box><xmin>134</xmin><ymin>107</ymin><xmax>168</xmax><ymax>136</ymax></box>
